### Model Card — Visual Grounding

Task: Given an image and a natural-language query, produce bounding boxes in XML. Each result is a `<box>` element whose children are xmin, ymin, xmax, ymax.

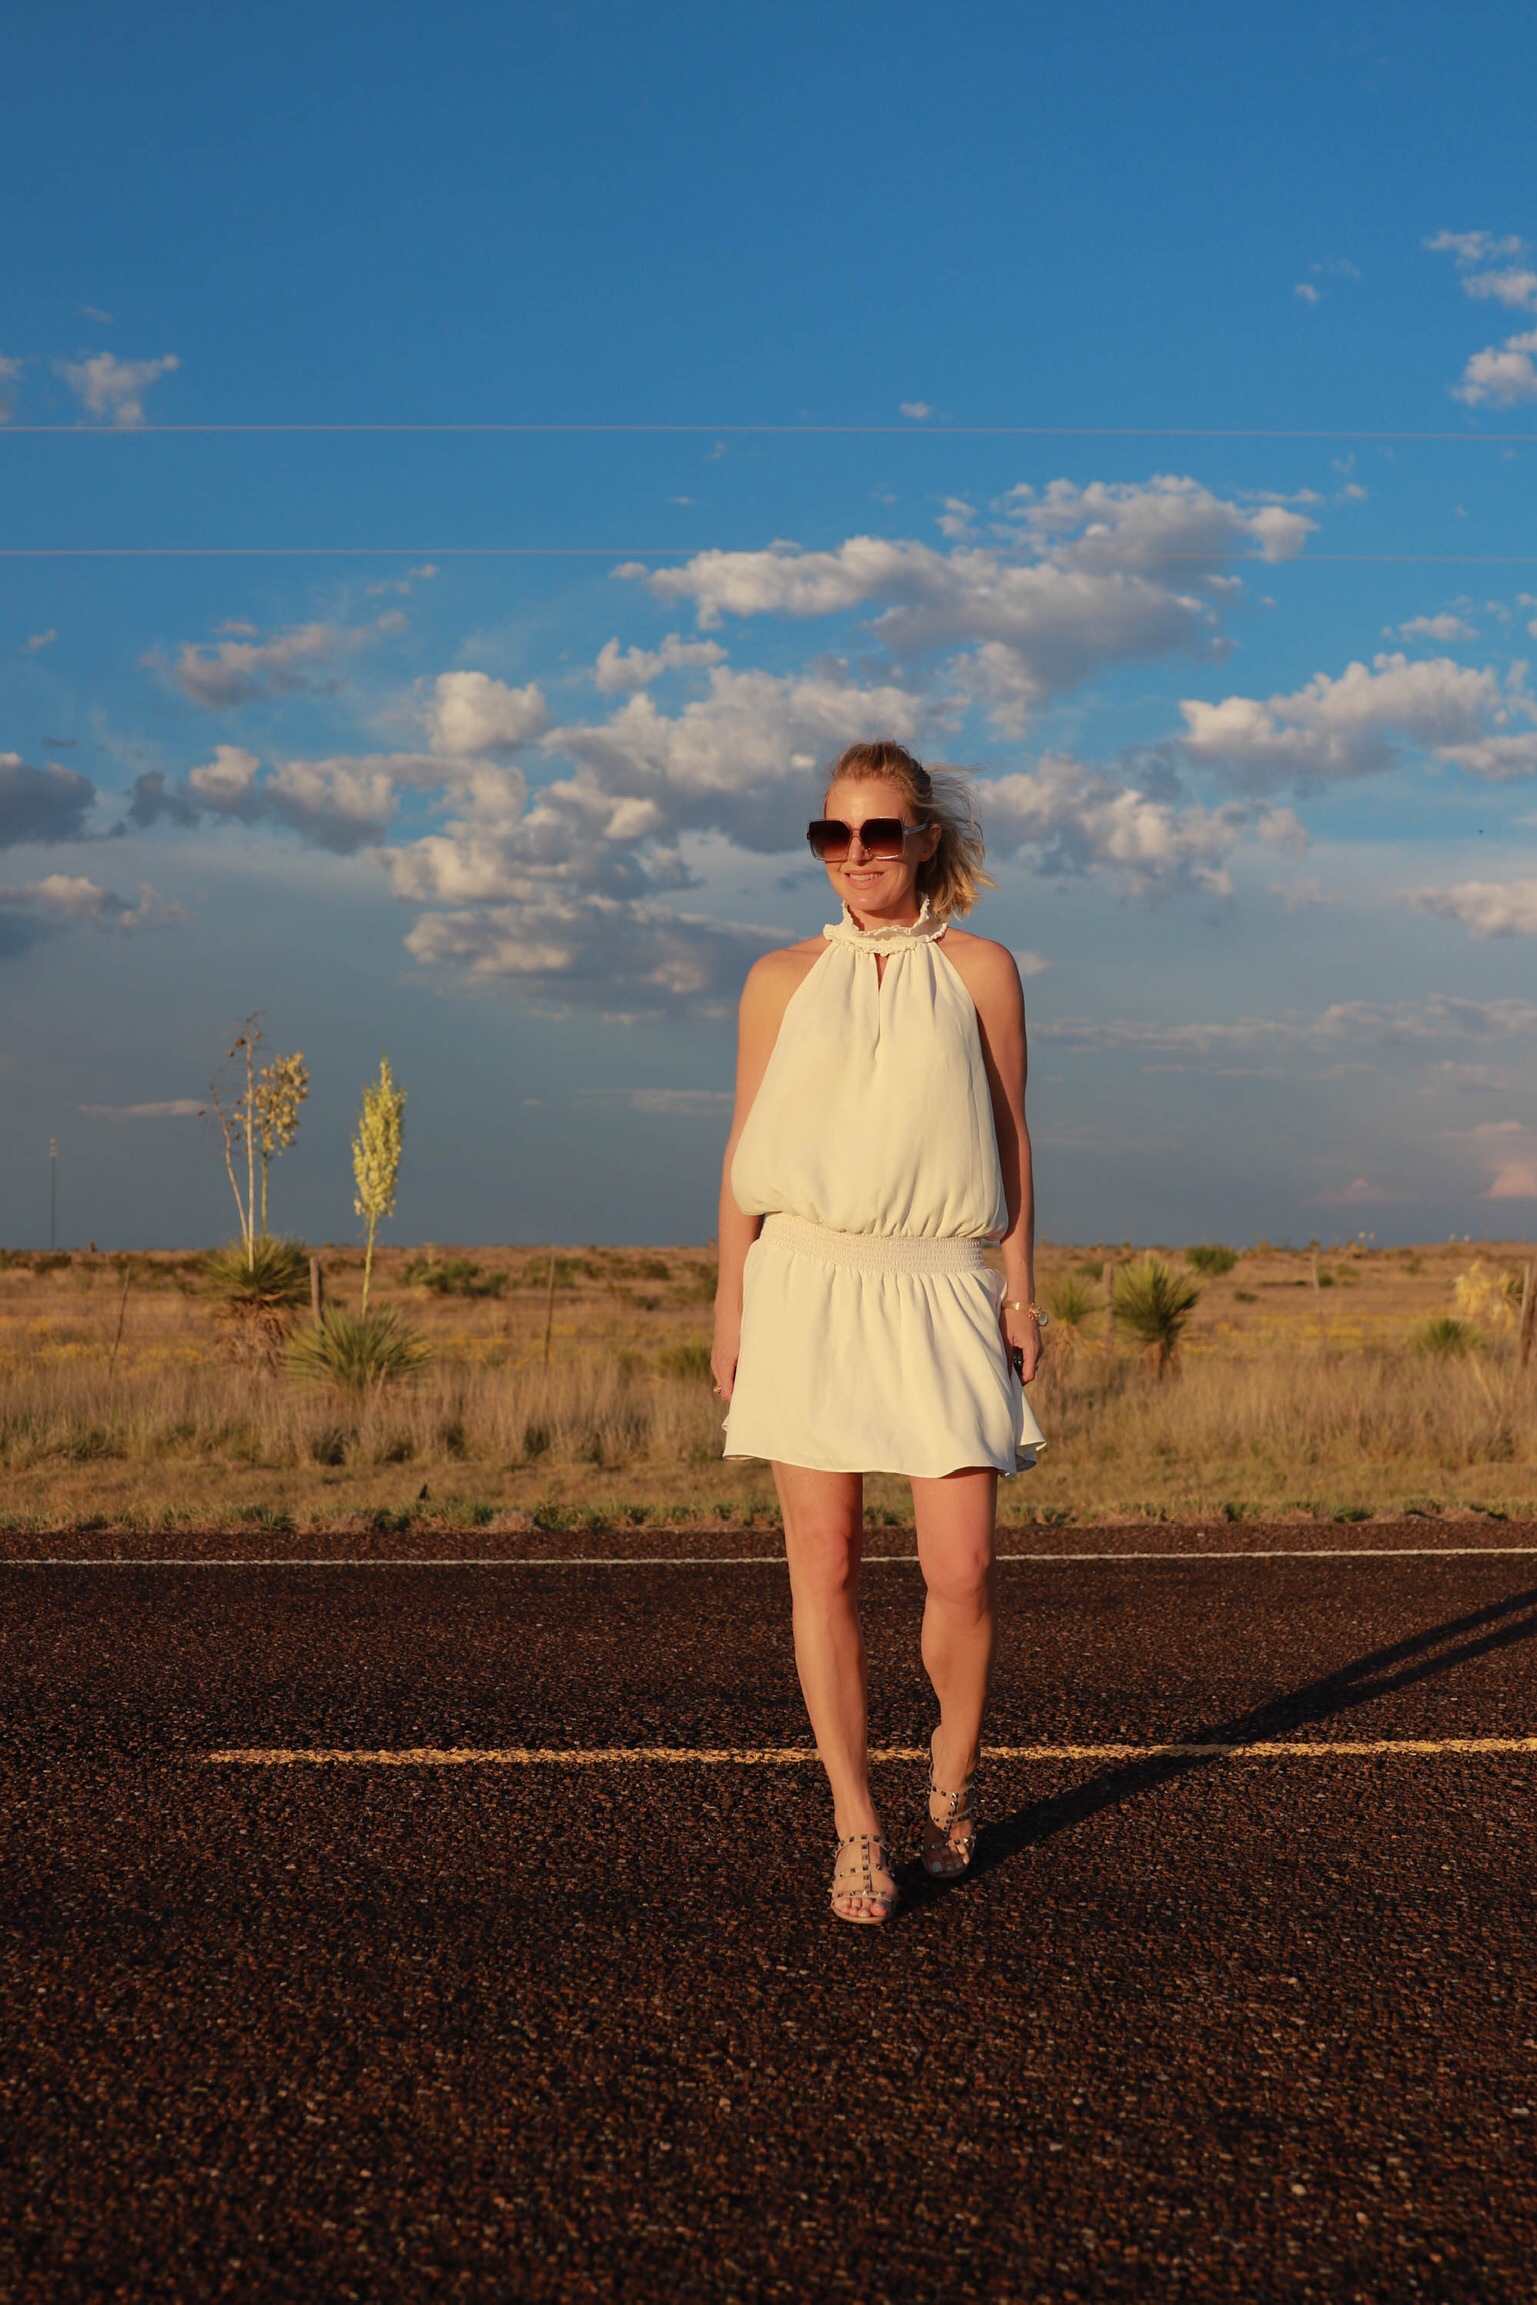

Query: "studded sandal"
<box><xmin>920</xmin><ymin>1734</ymin><xmax>978</xmax><ymax>1879</ymax></box>
<box><xmin>829</xmin><ymin>1831</ymin><xmax>899</xmax><ymax>1925</ymax></box>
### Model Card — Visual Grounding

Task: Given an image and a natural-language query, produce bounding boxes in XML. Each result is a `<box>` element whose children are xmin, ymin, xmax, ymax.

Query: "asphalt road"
<box><xmin>5</xmin><ymin>1536</ymin><xmax>1537</xmax><ymax>2301</ymax></box>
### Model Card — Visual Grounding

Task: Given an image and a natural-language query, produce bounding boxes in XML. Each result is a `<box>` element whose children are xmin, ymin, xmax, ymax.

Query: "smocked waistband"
<box><xmin>758</xmin><ymin>1213</ymin><xmax>993</xmax><ymax>1275</ymax></box>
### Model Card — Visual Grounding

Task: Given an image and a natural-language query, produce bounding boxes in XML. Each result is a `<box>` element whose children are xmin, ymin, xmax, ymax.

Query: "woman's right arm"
<box><xmin>711</xmin><ymin>953</ymin><xmax>799</xmax><ymax>1401</ymax></box>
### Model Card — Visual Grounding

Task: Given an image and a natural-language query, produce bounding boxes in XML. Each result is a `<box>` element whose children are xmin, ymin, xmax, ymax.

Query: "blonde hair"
<box><xmin>824</xmin><ymin>739</ymin><xmax>994</xmax><ymax>918</ymax></box>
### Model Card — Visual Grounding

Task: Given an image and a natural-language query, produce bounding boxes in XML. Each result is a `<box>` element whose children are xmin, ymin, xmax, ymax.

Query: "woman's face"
<box><xmin>819</xmin><ymin>775</ymin><xmax>942</xmax><ymax>920</ymax></box>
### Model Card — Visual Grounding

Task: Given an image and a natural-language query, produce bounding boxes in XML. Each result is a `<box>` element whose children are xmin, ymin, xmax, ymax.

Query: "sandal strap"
<box><xmin>830</xmin><ymin>1832</ymin><xmax>896</xmax><ymax>1900</ymax></box>
<box><xmin>927</xmin><ymin>1736</ymin><xmax>980</xmax><ymax>1840</ymax></box>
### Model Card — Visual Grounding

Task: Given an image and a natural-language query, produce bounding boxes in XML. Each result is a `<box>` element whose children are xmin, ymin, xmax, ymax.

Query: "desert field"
<box><xmin>1</xmin><ymin>1235</ymin><xmax>1533</xmax><ymax>1533</ymax></box>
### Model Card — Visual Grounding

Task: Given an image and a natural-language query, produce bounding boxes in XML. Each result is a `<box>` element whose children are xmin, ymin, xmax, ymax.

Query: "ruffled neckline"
<box><xmin>822</xmin><ymin>896</ymin><xmax>949</xmax><ymax>955</ymax></box>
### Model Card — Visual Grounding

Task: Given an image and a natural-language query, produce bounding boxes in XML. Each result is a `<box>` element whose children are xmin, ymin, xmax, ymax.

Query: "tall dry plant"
<box><xmin>206</xmin><ymin>1015</ymin><xmax>263</xmax><ymax>1266</ymax></box>
<box><xmin>1452</xmin><ymin>1259</ymin><xmax>1521</xmax><ymax>1335</ymax></box>
<box><xmin>353</xmin><ymin>1054</ymin><xmax>405</xmax><ymax>1316</ymax></box>
<box><xmin>252</xmin><ymin>1051</ymin><xmax>309</xmax><ymax>1234</ymax></box>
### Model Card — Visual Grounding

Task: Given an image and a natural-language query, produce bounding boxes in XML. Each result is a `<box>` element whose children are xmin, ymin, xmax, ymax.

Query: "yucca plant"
<box><xmin>202</xmin><ymin>1235</ymin><xmax>311</xmax><ymax>1362</ymax></box>
<box><xmin>1186</xmin><ymin>1243</ymin><xmax>1239</xmax><ymax>1276</ymax></box>
<box><xmin>1042</xmin><ymin>1273</ymin><xmax>1096</xmax><ymax>1360</ymax></box>
<box><xmin>1115</xmin><ymin>1254</ymin><xmax>1202</xmax><ymax>1378</ymax></box>
<box><xmin>353</xmin><ymin>1055</ymin><xmax>406</xmax><ymax>1316</ymax></box>
<box><xmin>1415</xmin><ymin>1316</ymin><xmax>1474</xmax><ymax>1359</ymax></box>
<box><xmin>286</xmin><ymin>1306</ymin><xmax>431</xmax><ymax>1394</ymax></box>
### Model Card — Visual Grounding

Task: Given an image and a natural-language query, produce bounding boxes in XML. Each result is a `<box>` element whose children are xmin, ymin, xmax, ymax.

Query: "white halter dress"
<box><xmin>722</xmin><ymin>903</ymin><xmax>1045</xmax><ymax>1478</ymax></box>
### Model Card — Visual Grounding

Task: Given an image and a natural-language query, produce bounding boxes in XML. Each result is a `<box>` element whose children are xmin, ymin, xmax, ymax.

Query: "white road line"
<box><xmin>7</xmin><ymin>1547</ymin><xmax>1537</xmax><ymax>1569</ymax></box>
<box><xmin>206</xmin><ymin>1738</ymin><xmax>1537</xmax><ymax>1766</ymax></box>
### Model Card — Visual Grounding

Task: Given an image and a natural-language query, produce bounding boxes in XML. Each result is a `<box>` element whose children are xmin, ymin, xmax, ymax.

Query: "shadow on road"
<box><xmin>909</xmin><ymin>1578</ymin><xmax>1537</xmax><ymax>1901</ymax></box>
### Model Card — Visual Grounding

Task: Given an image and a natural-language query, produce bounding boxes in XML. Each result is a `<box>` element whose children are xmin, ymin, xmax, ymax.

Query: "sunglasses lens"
<box><xmin>806</xmin><ymin>817</ymin><xmax>915</xmax><ymax>860</ymax></box>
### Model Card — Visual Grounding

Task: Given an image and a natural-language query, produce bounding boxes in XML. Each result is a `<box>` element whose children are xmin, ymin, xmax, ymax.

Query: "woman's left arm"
<box><xmin>954</xmin><ymin>940</ymin><xmax>1041</xmax><ymax>1384</ymax></box>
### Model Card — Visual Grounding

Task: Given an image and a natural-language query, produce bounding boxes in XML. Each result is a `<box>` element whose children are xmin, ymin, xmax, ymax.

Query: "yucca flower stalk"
<box><xmin>252</xmin><ymin>1051</ymin><xmax>309</xmax><ymax>1235</ymax></box>
<box><xmin>353</xmin><ymin>1055</ymin><xmax>406</xmax><ymax>1316</ymax></box>
<box><xmin>205</xmin><ymin>1016</ymin><xmax>263</xmax><ymax>1268</ymax></box>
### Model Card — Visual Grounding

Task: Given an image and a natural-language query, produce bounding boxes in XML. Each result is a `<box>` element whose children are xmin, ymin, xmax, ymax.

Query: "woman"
<box><xmin>712</xmin><ymin>739</ymin><xmax>1045</xmax><ymax>1925</ymax></box>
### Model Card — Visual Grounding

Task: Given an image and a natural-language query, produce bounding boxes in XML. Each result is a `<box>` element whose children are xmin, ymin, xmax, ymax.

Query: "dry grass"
<box><xmin>2</xmin><ymin>1236</ymin><xmax>1534</xmax><ymax>1529</ymax></box>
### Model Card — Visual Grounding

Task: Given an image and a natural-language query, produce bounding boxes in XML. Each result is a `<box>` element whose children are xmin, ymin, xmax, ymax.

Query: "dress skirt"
<box><xmin>722</xmin><ymin>1213</ymin><xmax>1046</xmax><ymax>1478</ymax></box>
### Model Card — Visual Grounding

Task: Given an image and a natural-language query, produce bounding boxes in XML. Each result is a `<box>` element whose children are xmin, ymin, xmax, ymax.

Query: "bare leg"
<box><xmin>773</xmin><ymin>1461</ymin><xmax>896</xmax><ymax>1920</ymax></box>
<box><xmin>911</xmin><ymin>1467</ymin><xmax>998</xmax><ymax>1859</ymax></box>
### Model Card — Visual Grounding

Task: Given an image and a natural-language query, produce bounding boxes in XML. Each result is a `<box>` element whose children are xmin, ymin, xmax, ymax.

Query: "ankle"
<box><xmin>833</xmin><ymin>1807</ymin><xmax>884</xmax><ymax>1845</ymax></box>
<box><xmin>931</xmin><ymin>1725</ymin><xmax>978</xmax><ymax>1787</ymax></box>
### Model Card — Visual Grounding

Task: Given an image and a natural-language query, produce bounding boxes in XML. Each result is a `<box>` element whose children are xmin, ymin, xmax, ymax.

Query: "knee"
<box><xmin>786</xmin><ymin>1522</ymin><xmax>861</xmax><ymax>1607</ymax></box>
<box><xmin>924</xmin><ymin>1547</ymin><xmax>994</xmax><ymax>1612</ymax></box>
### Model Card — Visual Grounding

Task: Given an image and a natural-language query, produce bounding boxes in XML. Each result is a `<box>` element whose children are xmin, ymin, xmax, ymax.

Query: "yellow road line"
<box><xmin>205</xmin><ymin>1737</ymin><xmax>1537</xmax><ymax>1766</ymax></box>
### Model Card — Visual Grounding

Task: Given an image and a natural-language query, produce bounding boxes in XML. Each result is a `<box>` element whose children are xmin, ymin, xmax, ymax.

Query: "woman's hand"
<box><xmin>711</xmin><ymin>1309</ymin><xmax>741</xmax><ymax>1402</ymax></box>
<box><xmin>1001</xmin><ymin>1299</ymin><xmax>1043</xmax><ymax>1385</ymax></box>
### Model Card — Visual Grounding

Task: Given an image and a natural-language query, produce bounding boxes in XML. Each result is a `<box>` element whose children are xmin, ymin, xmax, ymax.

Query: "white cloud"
<box><xmin>1180</xmin><ymin>652</ymin><xmax>1523</xmax><ymax>790</ymax></box>
<box><xmin>1441</xmin><ymin>1117</ymin><xmax>1537</xmax><ymax>1200</ymax></box>
<box><xmin>79</xmin><ymin>1098</ymin><xmax>202</xmax><ymax>1118</ymax></box>
<box><xmin>981</xmin><ymin>752</ymin><xmax>1301</xmax><ymax>900</ymax></box>
<box><xmin>597</xmin><ymin>1088</ymin><xmax>735</xmax><ymax>1113</ymax></box>
<box><xmin>1013</xmin><ymin>949</ymin><xmax>1053</xmax><ymax>978</ymax></box>
<box><xmin>1426</xmin><ymin>230</ymin><xmax>1528</xmax><ymax>266</ymax></box>
<box><xmin>156</xmin><ymin>613</ymin><xmax>404</xmax><ymax>708</ymax></box>
<box><xmin>425</xmin><ymin>670</ymin><xmax>550</xmax><ymax>755</ymax></box>
<box><xmin>1392</xmin><ymin>613</ymin><xmax>1476</xmax><ymax>643</ymax></box>
<box><xmin>130</xmin><ymin>743</ymin><xmax>430</xmax><ymax>851</ymax></box>
<box><xmin>625</xmin><ymin>480</ymin><xmax>1310</xmax><ymax>739</ymax></box>
<box><xmin>1270</xmin><ymin>875</ymin><xmax>1336</xmax><ymax>910</ymax></box>
<box><xmin>188</xmin><ymin>744</ymin><xmax>261</xmax><ymax>804</ymax></box>
<box><xmin>366</xmin><ymin>562</ymin><xmax>440</xmax><ymax>599</ymax></box>
<box><xmin>593</xmin><ymin>634</ymin><xmax>727</xmax><ymax>693</ymax></box>
<box><xmin>0</xmin><ymin>874</ymin><xmax>180</xmax><ymax>930</ymax></box>
<box><xmin>1453</xmin><ymin>329</ymin><xmax>1537</xmax><ymax>407</ymax></box>
<box><xmin>22</xmin><ymin>629</ymin><xmax>57</xmax><ymax>653</ymax></box>
<box><xmin>57</xmin><ymin>351</ymin><xmax>179</xmax><ymax>426</ymax></box>
<box><xmin>1462</xmin><ymin>268</ymin><xmax>1537</xmax><ymax>312</ymax></box>
<box><xmin>403</xmin><ymin>895</ymin><xmax>778</xmax><ymax>1016</ymax></box>
<box><xmin>1403</xmin><ymin>879</ymin><xmax>1537</xmax><ymax>937</ymax></box>
<box><xmin>1039</xmin><ymin>994</ymin><xmax>1537</xmax><ymax>1060</ymax></box>
<box><xmin>0</xmin><ymin>355</ymin><xmax>21</xmax><ymax>421</ymax></box>
<box><xmin>1312</xmin><ymin>1176</ymin><xmax>1392</xmax><ymax>1206</ymax></box>
<box><xmin>263</xmin><ymin>756</ymin><xmax>408</xmax><ymax>847</ymax></box>
<box><xmin>1434</xmin><ymin>732</ymin><xmax>1537</xmax><ymax>780</ymax></box>
<box><xmin>1293</xmin><ymin>283</ymin><xmax>1320</xmax><ymax>305</ymax></box>
<box><xmin>899</xmin><ymin>402</ymin><xmax>933</xmax><ymax>420</ymax></box>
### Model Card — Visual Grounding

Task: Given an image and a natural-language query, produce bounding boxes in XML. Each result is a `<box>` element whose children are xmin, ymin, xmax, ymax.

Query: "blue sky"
<box><xmin>3</xmin><ymin>0</ymin><xmax>1537</xmax><ymax>1249</ymax></box>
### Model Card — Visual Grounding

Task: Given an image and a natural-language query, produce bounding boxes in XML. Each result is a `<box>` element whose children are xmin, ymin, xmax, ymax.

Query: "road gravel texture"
<box><xmin>4</xmin><ymin>1535</ymin><xmax>1537</xmax><ymax>2301</ymax></box>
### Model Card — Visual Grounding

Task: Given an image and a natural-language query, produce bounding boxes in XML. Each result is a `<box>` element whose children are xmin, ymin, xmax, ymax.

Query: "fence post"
<box><xmin>1102</xmin><ymin>1258</ymin><xmax>1116</xmax><ymax>1362</ymax></box>
<box><xmin>1520</xmin><ymin>1261</ymin><xmax>1536</xmax><ymax>1372</ymax></box>
<box><xmin>310</xmin><ymin>1255</ymin><xmax>324</xmax><ymax>1323</ymax></box>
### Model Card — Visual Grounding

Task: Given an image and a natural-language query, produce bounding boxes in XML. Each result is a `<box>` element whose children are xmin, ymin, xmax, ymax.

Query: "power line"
<box><xmin>4</xmin><ymin>547</ymin><xmax>1537</xmax><ymax>564</ymax></box>
<box><xmin>1</xmin><ymin>421</ymin><xmax>1536</xmax><ymax>441</ymax></box>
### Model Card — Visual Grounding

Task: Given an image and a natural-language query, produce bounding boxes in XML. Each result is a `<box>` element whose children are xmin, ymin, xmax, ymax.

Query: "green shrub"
<box><xmin>402</xmin><ymin>1256</ymin><xmax>506</xmax><ymax>1298</ymax></box>
<box><xmin>1115</xmin><ymin>1255</ymin><xmax>1202</xmax><ymax>1377</ymax></box>
<box><xmin>286</xmin><ymin>1306</ymin><xmax>431</xmax><ymax>1393</ymax></box>
<box><xmin>1044</xmin><ymin>1274</ymin><xmax>1097</xmax><ymax>1328</ymax></box>
<box><xmin>1414</xmin><ymin>1317</ymin><xmax>1474</xmax><ymax>1358</ymax></box>
<box><xmin>202</xmin><ymin>1236</ymin><xmax>311</xmax><ymax>1361</ymax></box>
<box><xmin>1185</xmin><ymin>1244</ymin><xmax>1239</xmax><ymax>1276</ymax></box>
<box><xmin>658</xmin><ymin>1338</ymin><xmax>714</xmax><ymax>1381</ymax></box>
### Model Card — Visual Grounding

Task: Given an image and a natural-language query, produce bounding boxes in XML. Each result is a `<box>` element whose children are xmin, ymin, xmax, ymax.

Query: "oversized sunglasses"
<box><xmin>806</xmin><ymin>815</ymin><xmax>930</xmax><ymax>862</ymax></box>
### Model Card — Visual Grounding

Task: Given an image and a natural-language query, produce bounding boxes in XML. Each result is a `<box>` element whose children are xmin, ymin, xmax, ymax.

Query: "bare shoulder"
<box><xmin>740</xmin><ymin>936</ymin><xmax>824</xmax><ymax>1019</ymax></box>
<box><xmin>940</xmin><ymin>928</ymin><xmax>1025</xmax><ymax>997</ymax></box>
